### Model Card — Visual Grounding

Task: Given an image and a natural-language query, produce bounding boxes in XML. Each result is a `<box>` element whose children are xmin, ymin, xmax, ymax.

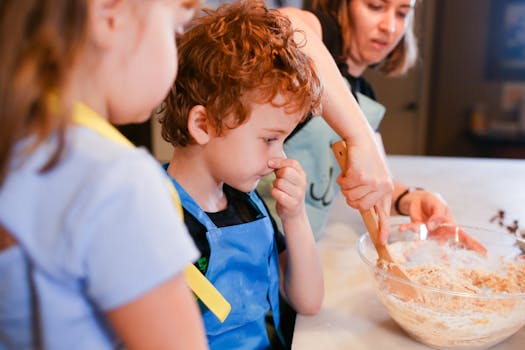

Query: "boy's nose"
<box><xmin>270</xmin><ymin>148</ymin><xmax>287</xmax><ymax>160</ymax></box>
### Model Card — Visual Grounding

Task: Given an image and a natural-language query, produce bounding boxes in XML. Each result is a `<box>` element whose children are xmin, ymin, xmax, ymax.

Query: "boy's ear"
<box><xmin>187</xmin><ymin>105</ymin><xmax>212</xmax><ymax>145</ymax></box>
<box><xmin>89</xmin><ymin>0</ymin><xmax>126</xmax><ymax>49</ymax></box>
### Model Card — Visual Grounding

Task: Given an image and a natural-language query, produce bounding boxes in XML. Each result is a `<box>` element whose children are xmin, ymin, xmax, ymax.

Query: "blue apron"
<box><xmin>257</xmin><ymin>90</ymin><xmax>385</xmax><ymax>240</ymax></box>
<box><xmin>168</xmin><ymin>178</ymin><xmax>282</xmax><ymax>350</ymax></box>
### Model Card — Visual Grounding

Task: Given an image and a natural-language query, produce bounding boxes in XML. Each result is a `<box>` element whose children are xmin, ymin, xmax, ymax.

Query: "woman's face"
<box><xmin>346</xmin><ymin>0</ymin><xmax>415</xmax><ymax>75</ymax></box>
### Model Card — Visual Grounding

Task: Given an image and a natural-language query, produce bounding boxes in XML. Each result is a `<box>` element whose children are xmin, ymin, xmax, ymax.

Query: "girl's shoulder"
<box><xmin>0</xmin><ymin>126</ymin><xmax>197</xmax><ymax>303</ymax></box>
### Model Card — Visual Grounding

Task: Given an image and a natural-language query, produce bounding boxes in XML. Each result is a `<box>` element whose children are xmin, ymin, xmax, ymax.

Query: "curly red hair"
<box><xmin>159</xmin><ymin>0</ymin><xmax>322</xmax><ymax>147</ymax></box>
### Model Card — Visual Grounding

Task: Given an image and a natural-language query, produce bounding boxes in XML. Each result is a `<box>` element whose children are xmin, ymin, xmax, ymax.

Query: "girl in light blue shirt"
<box><xmin>0</xmin><ymin>1</ymin><xmax>208</xmax><ymax>349</ymax></box>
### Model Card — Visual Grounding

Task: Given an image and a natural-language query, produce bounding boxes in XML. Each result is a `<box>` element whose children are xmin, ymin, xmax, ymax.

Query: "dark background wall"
<box><xmin>123</xmin><ymin>0</ymin><xmax>525</xmax><ymax>160</ymax></box>
<box><xmin>425</xmin><ymin>0</ymin><xmax>525</xmax><ymax>158</ymax></box>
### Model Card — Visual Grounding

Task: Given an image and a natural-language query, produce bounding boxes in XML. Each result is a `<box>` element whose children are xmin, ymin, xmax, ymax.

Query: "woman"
<box><xmin>264</xmin><ymin>0</ymin><xmax>485</xmax><ymax>251</ymax></box>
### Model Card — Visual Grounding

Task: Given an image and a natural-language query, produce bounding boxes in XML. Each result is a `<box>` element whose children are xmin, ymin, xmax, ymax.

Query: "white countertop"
<box><xmin>292</xmin><ymin>155</ymin><xmax>525</xmax><ymax>350</ymax></box>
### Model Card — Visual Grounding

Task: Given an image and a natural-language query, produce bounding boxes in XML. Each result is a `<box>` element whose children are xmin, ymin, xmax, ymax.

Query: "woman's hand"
<box><xmin>396</xmin><ymin>189</ymin><xmax>453</xmax><ymax>225</ymax></box>
<box><xmin>426</xmin><ymin>222</ymin><xmax>487</xmax><ymax>255</ymax></box>
<box><xmin>396</xmin><ymin>190</ymin><xmax>487</xmax><ymax>255</ymax></box>
<box><xmin>336</xmin><ymin>140</ymin><xmax>394</xmax><ymax>244</ymax></box>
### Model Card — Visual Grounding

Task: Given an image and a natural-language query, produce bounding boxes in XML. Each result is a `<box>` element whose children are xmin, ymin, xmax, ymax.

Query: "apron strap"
<box><xmin>248</xmin><ymin>191</ymin><xmax>284</xmax><ymax>343</ymax></box>
<box><xmin>72</xmin><ymin>102</ymin><xmax>231</xmax><ymax>322</ymax></box>
<box><xmin>164</xmin><ymin>170</ymin><xmax>218</xmax><ymax>230</ymax></box>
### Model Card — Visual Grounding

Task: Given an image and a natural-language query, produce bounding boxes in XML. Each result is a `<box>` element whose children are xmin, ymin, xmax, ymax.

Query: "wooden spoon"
<box><xmin>331</xmin><ymin>140</ymin><xmax>417</xmax><ymax>300</ymax></box>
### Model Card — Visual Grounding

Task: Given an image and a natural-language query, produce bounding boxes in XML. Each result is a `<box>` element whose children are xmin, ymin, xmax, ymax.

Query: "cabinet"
<box><xmin>468</xmin><ymin>130</ymin><xmax>525</xmax><ymax>159</ymax></box>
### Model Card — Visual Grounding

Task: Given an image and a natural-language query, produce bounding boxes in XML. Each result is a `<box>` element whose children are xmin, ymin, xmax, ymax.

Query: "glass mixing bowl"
<box><xmin>357</xmin><ymin>224</ymin><xmax>525</xmax><ymax>350</ymax></box>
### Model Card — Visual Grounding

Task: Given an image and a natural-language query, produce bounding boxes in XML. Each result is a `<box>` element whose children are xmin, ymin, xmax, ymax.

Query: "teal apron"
<box><xmin>168</xmin><ymin>178</ymin><xmax>282</xmax><ymax>350</ymax></box>
<box><xmin>257</xmin><ymin>90</ymin><xmax>385</xmax><ymax>240</ymax></box>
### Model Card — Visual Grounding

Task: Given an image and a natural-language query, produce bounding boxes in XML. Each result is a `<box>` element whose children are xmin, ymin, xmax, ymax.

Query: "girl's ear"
<box><xmin>187</xmin><ymin>105</ymin><xmax>212</xmax><ymax>145</ymax></box>
<box><xmin>89</xmin><ymin>0</ymin><xmax>127</xmax><ymax>49</ymax></box>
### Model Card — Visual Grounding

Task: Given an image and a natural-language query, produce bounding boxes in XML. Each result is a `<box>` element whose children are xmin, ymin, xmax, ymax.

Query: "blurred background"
<box><xmin>119</xmin><ymin>0</ymin><xmax>525</xmax><ymax>161</ymax></box>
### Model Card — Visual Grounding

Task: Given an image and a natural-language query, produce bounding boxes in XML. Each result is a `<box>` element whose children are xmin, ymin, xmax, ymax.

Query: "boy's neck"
<box><xmin>167</xmin><ymin>148</ymin><xmax>228</xmax><ymax>213</ymax></box>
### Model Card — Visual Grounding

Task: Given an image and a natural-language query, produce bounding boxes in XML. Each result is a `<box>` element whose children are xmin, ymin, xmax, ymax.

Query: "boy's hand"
<box><xmin>268</xmin><ymin>158</ymin><xmax>307</xmax><ymax>221</ymax></box>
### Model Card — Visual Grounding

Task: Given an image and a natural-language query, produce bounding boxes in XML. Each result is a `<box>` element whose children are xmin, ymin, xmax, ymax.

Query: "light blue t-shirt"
<box><xmin>0</xmin><ymin>126</ymin><xmax>199</xmax><ymax>349</ymax></box>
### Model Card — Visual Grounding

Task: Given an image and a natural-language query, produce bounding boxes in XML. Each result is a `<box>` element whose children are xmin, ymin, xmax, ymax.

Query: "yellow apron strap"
<box><xmin>72</xmin><ymin>103</ymin><xmax>231</xmax><ymax>322</ymax></box>
<box><xmin>183</xmin><ymin>265</ymin><xmax>230</xmax><ymax>322</ymax></box>
<box><xmin>72</xmin><ymin>104</ymin><xmax>134</xmax><ymax>148</ymax></box>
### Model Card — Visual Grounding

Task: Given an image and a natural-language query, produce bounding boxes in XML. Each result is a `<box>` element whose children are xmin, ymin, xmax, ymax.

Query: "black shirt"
<box><xmin>183</xmin><ymin>184</ymin><xmax>286</xmax><ymax>274</ymax></box>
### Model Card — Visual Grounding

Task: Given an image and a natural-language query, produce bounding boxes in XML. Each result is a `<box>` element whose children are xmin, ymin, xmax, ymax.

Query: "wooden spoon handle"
<box><xmin>331</xmin><ymin>140</ymin><xmax>416</xmax><ymax>300</ymax></box>
<box><xmin>331</xmin><ymin>140</ymin><xmax>389</xmax><ymax>259</ymax></box>
<box><xmin>359</xmin><ymin>208</ymin><xmax>389</xmax><ymax>257</ymax></box>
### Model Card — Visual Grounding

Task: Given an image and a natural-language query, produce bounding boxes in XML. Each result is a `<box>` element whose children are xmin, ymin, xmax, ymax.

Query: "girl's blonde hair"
<box><xmin>0</xmin><ymin>0</ymin><xmax>202</xmax><ymax>186</ymax></box>
<box><xmin>0</xmin><ymin>0</ymin><xmax>89</xmax><ymax>186</ymax></box>
<box><xmin>312</xmin><ymin>0</ymin><xmax>418</xmax><ymax>76</ymax></box>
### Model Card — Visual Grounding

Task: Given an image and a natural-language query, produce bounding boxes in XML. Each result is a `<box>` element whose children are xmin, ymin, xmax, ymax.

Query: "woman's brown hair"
<box><xmin>0</xmin><ymin>0</ymin><xmax>88</xmax><ymax>187</ymax></box>
<box><xmin>312</xmin><ymin>0</ymin><xmax>418</xmax><ymax>76</ymax></box>
<box><xmin>159</xmin><ymin>0</ymin><xmax>322</xmax><ymax>147</ymax></box>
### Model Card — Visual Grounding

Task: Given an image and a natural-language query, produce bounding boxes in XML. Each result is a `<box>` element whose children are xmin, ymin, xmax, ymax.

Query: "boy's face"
<box><xmin>205</xmin><ymin>97</ymin><xmax>303</xmax><ymax>193</ymax></box>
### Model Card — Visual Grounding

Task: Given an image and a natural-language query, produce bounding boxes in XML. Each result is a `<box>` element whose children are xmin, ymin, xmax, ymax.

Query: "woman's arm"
<box><xmin>278</xmin><ymin>7</ymin><xmax>394</xmax><ymax>242</ymax></box>
<box><xmin>106</xmin><ymin>273</ymin><xmax>208</xmax><ymax>350</ymax></box>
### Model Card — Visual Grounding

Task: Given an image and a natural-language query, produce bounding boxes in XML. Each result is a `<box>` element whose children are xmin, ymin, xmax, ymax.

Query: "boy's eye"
<box><xmin>263</xmin><ymin>137</ymin><xmax>279</xmax><ymax>144</ymax></box>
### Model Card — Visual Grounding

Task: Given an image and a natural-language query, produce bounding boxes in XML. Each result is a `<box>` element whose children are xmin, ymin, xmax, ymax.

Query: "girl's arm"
<box><xmin>278</xmin><ymin>7</ymin><xmax>394</xmax><ymax>242</ymax></box>
<box><xmin>106</xmin><ymin>273</ymin><xmax>208</xmax><ymax>350</ymax></box>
